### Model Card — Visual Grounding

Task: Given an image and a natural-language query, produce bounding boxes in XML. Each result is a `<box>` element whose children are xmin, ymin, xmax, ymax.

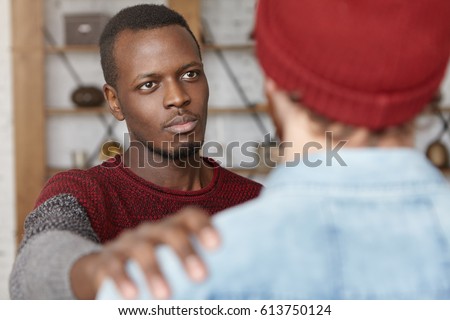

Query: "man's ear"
<box><xmin>103</xmin><ymin>84</ymin><xmax>125</xmax><ymax>121</ymax></box>
<box><xmin>265</xmin><ymin>78</ymin><xmax>304</xmax><ymax>141</ymax></box>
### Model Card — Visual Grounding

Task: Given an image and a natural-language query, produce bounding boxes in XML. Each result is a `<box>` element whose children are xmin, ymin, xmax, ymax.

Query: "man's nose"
<box><xmin>163</xmin><ymin>80</ymin><xmax>191</xmax><ymax>109</ymax></box>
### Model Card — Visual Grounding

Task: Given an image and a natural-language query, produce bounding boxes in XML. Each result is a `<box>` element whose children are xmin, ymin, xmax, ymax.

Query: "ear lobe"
<box><xmin>103</xmin><ymin>84</ymin><xmax>125</xmax><ymax>121</ymax></box>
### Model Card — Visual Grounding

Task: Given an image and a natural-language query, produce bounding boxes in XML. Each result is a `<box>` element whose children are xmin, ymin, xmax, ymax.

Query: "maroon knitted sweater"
<box><xmin>35</xmin><ymin>156</ymin><xmax>262</xmax><ymax>243</ymax></box>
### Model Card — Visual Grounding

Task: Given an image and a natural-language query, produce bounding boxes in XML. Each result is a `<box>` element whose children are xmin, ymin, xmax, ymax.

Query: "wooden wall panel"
<box><xmin>12</xmin><ymin>0</ymin><xmax>46</xmax><ymax>244</ymax></box>
<box><xmin>168</xmin><ymin>0</ymin><xmax>202</xmax><ymax>43</ymax></box>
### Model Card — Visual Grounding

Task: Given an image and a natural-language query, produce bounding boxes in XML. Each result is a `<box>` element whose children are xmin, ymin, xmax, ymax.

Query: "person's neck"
<box><xmin>122</xmin><ymin>144</ymin><xmax>212</xmax><ymax>191</ymax></box>
<box><xmin>279</xmin><ymin>122</ymin><xmax>414</xmax><ymax>164</ymax></box>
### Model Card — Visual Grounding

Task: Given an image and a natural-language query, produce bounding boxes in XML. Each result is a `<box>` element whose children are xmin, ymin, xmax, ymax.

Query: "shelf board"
<box><xmin>46</xmin><ymin>106</ymin><xmax>109</xmax><ymax>116</ymax></box>
<box><xmin>45</xmin><ymin>43</ymin><xmax>255</xmax><ymax>54</ymax></box>
<box><xmin>422</xmin><ymin>105</ymin><xmax>450</xmax><ymax>115</ymax></box>
<box><xmin>209</xmin><ymin>104</ymin><xmax>268</xmax><ymax>114</ymax></box>
<box><xmin>46</xmin><ymin>105</ymin><xmax>268</xmax><ymax>116</ymax></box>
<box><xmin>230</xmin><ymin>166</ymin><xmax>272</xmax><ymax>176</ymax></box>
<box><xmin>46</xmin><ymin>45</ymin><xmax>99</xmax><ymax>53</ymax></box>
<box><xmin>203</xmin><ymin>43</ymin><xmax>255</xmax><ymax>51</ymax></box>
<box><xmin>47</xmin><ymin>167</ymin><xmax>67</xmax><ymax>177</ymax></box>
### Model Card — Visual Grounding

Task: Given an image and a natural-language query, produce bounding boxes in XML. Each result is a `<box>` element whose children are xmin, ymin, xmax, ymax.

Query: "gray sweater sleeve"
<box><xmin>9</xmin><ymin>194</ymin><xmax>102</xmax><ymax>299</ymax></box>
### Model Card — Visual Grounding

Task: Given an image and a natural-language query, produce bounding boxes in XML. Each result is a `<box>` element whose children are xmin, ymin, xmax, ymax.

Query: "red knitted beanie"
<box><xmin>256</xmin><ymin>0</ymin><xmax>450</xmax><ymax>129</ymax></box>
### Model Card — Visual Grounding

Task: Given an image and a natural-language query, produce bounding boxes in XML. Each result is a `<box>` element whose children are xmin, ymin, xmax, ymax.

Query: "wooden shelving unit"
<box><xmin>427</xmin><ymin>105</ymin><xmax>450</xmax><ymax>176</ymax></box>
<box><xmin>13</xmin><ymin>0</ymin><xmax>46</xmax><ymax>244</ymax></box>
<box><xmin>46</xmin><ymin>106</ymin><xmax>109</xmax><ymax>115</ymax></box>
<box><xmin>45</xmin><ymin>42</ymin><xmax>255</xmax><ymax>54</ymax></box>
<box><xmin>46</xmin><ymin>104</ymin><xmax>268</xmax><ymax>116</ymax></box>
<box><xmin>45</xmin><ymin>45</ymin><xmax>99</xmax><ymax>53</ymax></box>
<box><xmin>209</xmin><ymin>104</ymin><xmax>268</xmax><ymax>114</ymax></box>
<box><xmin>203</xmin><ymin>43</ymin><xmax>255</xmax><ymax>51</ymax></box>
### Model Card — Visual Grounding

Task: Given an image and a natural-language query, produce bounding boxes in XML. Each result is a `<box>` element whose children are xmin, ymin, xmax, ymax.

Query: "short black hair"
<box><xmin>99</xmin><ymin>4</ymin><xmax>201</xmax><ymax>87</ymax></box>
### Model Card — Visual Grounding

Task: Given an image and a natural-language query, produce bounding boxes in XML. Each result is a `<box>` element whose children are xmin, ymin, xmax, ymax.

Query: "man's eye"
<box><xmin>139</xmin><ymin>82</ymin><xmax>156</xmax><ymax>90</ymax></box>
<box><xmin>182</xmin><ymin>71</ymin><xmax>199</xmax><ymax>79</ymax></box>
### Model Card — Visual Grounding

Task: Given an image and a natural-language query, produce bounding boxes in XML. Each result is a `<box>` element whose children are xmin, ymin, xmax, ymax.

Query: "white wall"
<box><xmin>0</xmin><ymin>0</ymin><xmax>16</xmax><ymax>300</ymax></box>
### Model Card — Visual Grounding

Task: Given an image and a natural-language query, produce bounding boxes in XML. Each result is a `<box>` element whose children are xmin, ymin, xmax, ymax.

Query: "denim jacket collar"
<box><xmin>265</xmin><ymin>148</ymin><xmax>447</xmax><ymax>193</ymax></box>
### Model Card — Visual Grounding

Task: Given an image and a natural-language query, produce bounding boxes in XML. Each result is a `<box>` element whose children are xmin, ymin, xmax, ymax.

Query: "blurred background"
<box><xmin>0</xmin><ymin>0</ymin><xmax>449</xmax><ymax>299</ymax></box>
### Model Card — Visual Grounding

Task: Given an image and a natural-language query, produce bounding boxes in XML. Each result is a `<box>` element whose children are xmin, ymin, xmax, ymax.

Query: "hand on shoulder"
<box><xmin>70</xmin><ymin>207</ymin><xmax>220</xmax><ymax>299</ymax></box>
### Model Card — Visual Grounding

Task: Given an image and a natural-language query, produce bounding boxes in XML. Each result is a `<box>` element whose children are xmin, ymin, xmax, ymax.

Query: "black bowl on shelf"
<box><xmin>71</xmin><ymin>86</ymin><xmax>105</xmax><ymax>107</ymax></box>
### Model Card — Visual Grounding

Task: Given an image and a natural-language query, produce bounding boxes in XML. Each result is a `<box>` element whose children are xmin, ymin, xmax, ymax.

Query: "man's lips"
<box><xmin>164</xmin><ymin>115</ymin><xmax>199</xmax><ymax>134</ymax></box>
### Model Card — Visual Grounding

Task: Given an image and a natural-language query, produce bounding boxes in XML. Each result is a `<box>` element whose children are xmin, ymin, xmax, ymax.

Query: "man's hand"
<box><xmin>70</xmin><ymin>207</ymin><xmax>220</xmax><ymax>299</ymax></box>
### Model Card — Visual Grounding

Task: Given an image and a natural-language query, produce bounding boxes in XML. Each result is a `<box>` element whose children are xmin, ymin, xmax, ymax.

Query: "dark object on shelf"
<box><xmin>71</xmin><ymin>86</ymin><xmax>105</xmax><ymax>107</ymax></box>
<box><xmin>426</xmin><ymin>141</ymin><xmax>449</xmax><ymax>169</ymax></box>
<box><xmin>44</xmin><ymin>29</ymin><xmax>105</xmax><ymax>107</ymax></box>
<box><xmin>425</xmin><ymin>100</ymin><xmax>449</xmax><ymax>169</ymax></box>
<box><xmin>65</xmin><ymin>14</ymin><xmax>110</xmax><ymax>45</ymax></box>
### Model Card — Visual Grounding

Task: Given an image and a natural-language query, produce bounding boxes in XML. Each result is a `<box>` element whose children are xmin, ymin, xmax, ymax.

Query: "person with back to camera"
<box><xmin>9</xmin><ymin>4</ymin><xmax>262</xmax><ymax>300</ymax></box>
<box><xmin>98</xmin><ymin>0</ymin><xmax>450</xmax><ymax>299</ymax></box>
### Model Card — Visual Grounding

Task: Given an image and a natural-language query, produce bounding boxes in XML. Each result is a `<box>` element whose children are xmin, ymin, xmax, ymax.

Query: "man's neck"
<box><xmin>122</xmin><ymin>146</ymin><xmax>212</xmax><ymax>191</ymax></box>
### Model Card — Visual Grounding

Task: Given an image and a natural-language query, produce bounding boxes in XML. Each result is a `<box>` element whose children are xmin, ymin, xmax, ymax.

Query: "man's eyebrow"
<box><xmin>133</xmin><ymin>62</ymin><xmax>203</xmax><ymax>83</ymax></box>
<box><xmin>134</xmin><ymin>72</ymin><xmax>158</xmax><ymax>82</ymax></box>
<box><xmin>176</xmin><ymin>61</ymin><xmax>203</xmax><ymax>74</ymax></box>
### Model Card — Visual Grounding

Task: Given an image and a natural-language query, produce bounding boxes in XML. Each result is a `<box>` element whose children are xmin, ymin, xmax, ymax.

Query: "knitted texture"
<box><xmin>10</xmin><ymin>195</ymin><xmax>102</xmax><ymax>299</ymax></box>
<box><xmin>256</xmin><ymin>0</ymin><xmax>450</xmax><ymax>129</ymax></box>
<box><xmin>21</xmin><ymin>194</ymin><xmax>100</xmax><ymax>249</ymax></box>
<box><xmin>36</xmin><ymin>156</ymin><xmax>262</xmax><ymax>243</ymax></box>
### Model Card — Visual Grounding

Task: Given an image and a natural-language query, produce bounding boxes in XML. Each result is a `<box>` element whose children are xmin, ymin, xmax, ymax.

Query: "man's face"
<box><xmin>107</xmin><ymin>25</ymin><xmax>209</xmax><ymax>159</ymax></box>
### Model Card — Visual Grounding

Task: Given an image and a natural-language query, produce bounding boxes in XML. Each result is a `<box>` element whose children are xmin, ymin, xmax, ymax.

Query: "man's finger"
<box><xmin>130</xmin><ymin>240</ymin><xmax>171</xmax><ymax>299</ymax></box>
<box><xmin>175</xmin><ymin>207</ymin><xmax>220</xmax><ymax>250</ymax></box>
<box><xmin>160</xmin><ymin>226</ymin><xmax>208</xmax><ymax>282</ymax></box>
<box><xmin>104</xmin><ymin>257</ymin><xmax>138</xmax><ymax>299</ymax></box>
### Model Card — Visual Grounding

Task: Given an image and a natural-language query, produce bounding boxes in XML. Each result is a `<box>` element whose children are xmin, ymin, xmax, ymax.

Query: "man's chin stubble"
<box><xmin>148</xmin><ymin>142</ymin><xmax>203</xmax><ymax>161</ymax></box>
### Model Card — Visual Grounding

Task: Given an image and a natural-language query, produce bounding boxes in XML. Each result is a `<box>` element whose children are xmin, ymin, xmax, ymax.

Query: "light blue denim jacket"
<box><xmin>98</xmin><ymin>148</ymin><xmax>450</xmax><ymax>299</ymax></box>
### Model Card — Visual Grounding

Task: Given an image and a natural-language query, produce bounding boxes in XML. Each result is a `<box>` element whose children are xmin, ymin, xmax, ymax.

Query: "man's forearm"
<box><xmin>10</xmin><ymin>230</ymin><xmax>101</xmax><ymax>299</ymax></box>
<box><xmin>10</xmin><ymin>194</ymin><xmax>102</xmax><ymax>299</ymax></box>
